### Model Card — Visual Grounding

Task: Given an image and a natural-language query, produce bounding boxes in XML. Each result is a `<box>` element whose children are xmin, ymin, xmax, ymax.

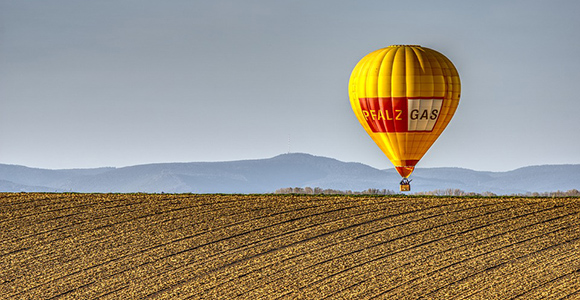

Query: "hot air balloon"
<box><xmin>348</xmin><ymin>45</ymin><xmax>461</xmax><ymax>191</ymax></box>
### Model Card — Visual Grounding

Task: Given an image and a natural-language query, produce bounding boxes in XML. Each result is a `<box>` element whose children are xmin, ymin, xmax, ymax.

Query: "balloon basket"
<box><xmin>399</xmin><ymin>178</ymin><xmax>412</xmax><ymax>192</ymax></box>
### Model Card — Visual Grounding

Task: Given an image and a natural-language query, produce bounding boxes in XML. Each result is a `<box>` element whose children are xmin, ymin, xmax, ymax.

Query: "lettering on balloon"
<box><xmin>358</xmin><ymin>98</ymin><xmax>407</xmax><ymax>132</ymax></box>
<box><xmin>407</xmin><ymin>99</ymin><xmax>443</xmax><ymax>131</ymax></box>
<box><xmin>362</xmin><ymin>109</ymin><xmax>403</xmax><ymax>121</ymax></box>
<box><xmin>359</xmin><ymin>98</ymin><xmax>443</xmax><ymax>132</ymax></box>
<box><xmin>409</xmin><ymin>109</ymin><xmax>439</xmax><ymax>120</ymax></box>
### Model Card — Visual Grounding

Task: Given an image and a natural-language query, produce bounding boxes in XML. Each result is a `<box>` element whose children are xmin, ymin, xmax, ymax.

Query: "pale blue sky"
<box><xmin>1</xmin><ymin>0</ymin><xmax>579</xmax><ymax>171</ymax></box>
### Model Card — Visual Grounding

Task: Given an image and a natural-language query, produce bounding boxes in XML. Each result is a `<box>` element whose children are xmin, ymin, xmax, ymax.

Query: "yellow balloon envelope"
<box><xmin>349</xmin><ymin>45</ymin><xmax>461</xmax><ymax>179</ymax></box>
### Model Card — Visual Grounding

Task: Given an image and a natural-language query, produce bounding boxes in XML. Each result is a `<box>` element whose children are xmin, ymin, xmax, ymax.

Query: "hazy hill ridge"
<box><xmin>0</xmin><ymin>153</ymin><xmax>578</xmax><ymax>194</ymax></box>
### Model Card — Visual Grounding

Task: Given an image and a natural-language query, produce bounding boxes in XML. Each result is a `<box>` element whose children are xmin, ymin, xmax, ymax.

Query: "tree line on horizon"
<box><xmin>274</xmin><ymin>187</ymin><xmax>580</xmax><ymax>197</ymax></box>
<box><xmin>274</xmin><ymin>187</ymin><xmax>396</xmax><ymax>195</ymax></box>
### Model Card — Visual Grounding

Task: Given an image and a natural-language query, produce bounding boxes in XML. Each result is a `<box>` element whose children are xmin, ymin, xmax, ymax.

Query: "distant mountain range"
<box><xmin>0</xmin><ymin>153</ymin><xmax>578</xmax><ymax>194</ymax></box>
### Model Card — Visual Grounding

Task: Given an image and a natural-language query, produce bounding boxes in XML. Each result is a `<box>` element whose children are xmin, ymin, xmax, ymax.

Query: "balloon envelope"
<box><xmin>348</xmin><ymin>45</ymin><xmax>461</xmax><ymax>178</ymax></box>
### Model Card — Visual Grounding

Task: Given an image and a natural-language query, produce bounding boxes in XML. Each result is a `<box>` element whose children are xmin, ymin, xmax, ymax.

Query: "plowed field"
<box><xmin>1</xmin><ymin>193</ymin><xmax>579</xmax><ymax>299</ymax></box>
